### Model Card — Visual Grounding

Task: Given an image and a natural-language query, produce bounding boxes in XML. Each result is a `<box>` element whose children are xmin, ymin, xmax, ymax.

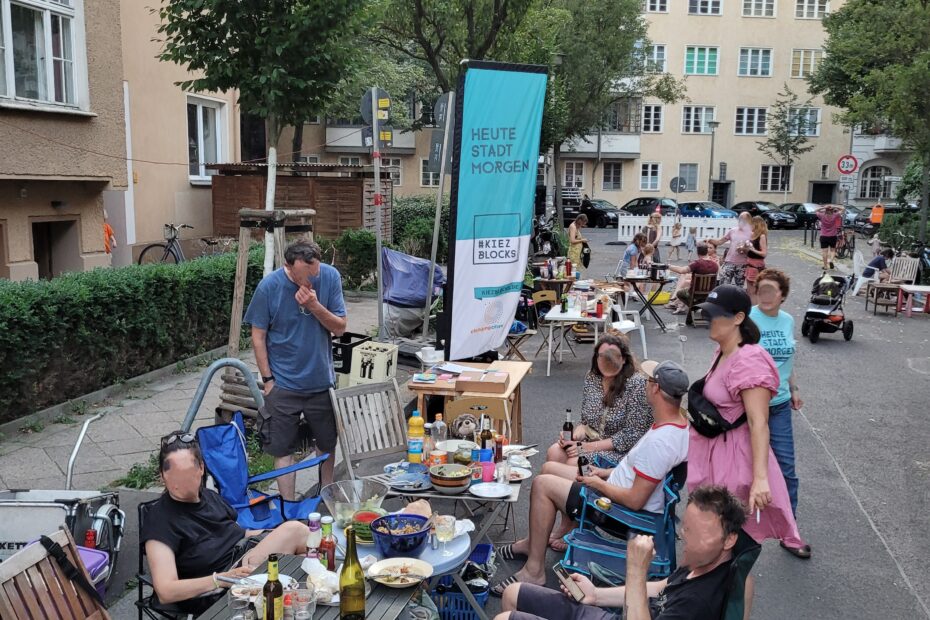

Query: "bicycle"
<box><xmin>138</xmin><ymin>224</ymin><xmax>235</xmax><ymax>265</ymax></box>
<box><xmin>835</xmin><ymin>227</ymin><xmax>856</xmax><ymax>260</ymax></box>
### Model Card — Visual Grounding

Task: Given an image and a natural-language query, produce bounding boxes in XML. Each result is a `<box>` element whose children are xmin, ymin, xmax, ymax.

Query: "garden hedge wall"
<box><xmin>0</xmin><ymin>248</ymin><xmax>263</xmax><ymax>423</ymax></box>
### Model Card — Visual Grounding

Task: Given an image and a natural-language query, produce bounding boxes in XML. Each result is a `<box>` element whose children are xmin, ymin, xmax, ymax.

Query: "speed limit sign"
<box><xmin>837</xmin><ymin>155</ymin><xmax>859</xmax><ymax>174</ymax></box>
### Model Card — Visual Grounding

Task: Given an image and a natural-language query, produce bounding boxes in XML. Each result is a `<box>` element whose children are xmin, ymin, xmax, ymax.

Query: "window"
<box><xmin>603</xmin><ymin>162</ymin><xmax>623</xmax><ymax>191</ymax></box>
<box><xmin>383</xmin><ymin>157</ymin><xmax>402</xmax><ymax>186</ymax></box>
<box><xmin>420</xmin><ymin>159</ymin><xmax>440</xmax><ymax>187</ymax></box>
<box><xmin>339</xmin><ymin>156</ymin><xmax>361</xmax><ymax>166</ymax></box>
<box><xmin>743</xmin><ymin>0</ymin><xmax>774</xmax><ymax>16</ymax></box>
<box><xmin>738</xmin><ymin>48</ymin><xmax>772</xmax><ymax>76</ymax></box>
<box><xmin>788</xmin><ymin>107</ymin><xmax>821</xmax><ymax>136</ymax></box>
<box><xmin>685</xmin><ymin>46</ymin><xmax>719</xmax><ymax>75</ymax></box>
<box><xmin>605</xmin><ymin>98</ymin><xmax>641</xmax><ymax>133</ymax></box>
<box><xmin>796</xmin><ymin>0</ymin><xmax>828</xmax><ymax>18</ymax></box>
<box><xmin>760</xmin><ymin>165</ymin><xmax>791</xmax><ymax>192</ymax></box>
<box><xmin>640</xmin><ymin>163</ymin><xmax>660</xmax><ymax>191</ymax></box>
<box><xmin>678</xmin><ymin>164</ymin><xmax>699</xmax><ymax>192</ymax></box>
<box><xmin>791</xmin><ymin>49</ymin><xmax>824</xmax><ymax>78</ymax></box>
<box><xmin>537</xmin><ymin>163</ymin><xmax>546</xmax><ymax>185</ymax></box>
<box><xmin>2</xmin><ymin>0</ymin><xmax>82</xmax><ymax>105</ymax></box>
<box><xmin>187</xmin><ymin>97</ymin><xmax>225</xmax><ymax>181</ymax></box>
<box><xmin>682</xmin><ymin>106</ymin><xmax>716</xmax><ymax>133</ymax></box>
<box><xmin>689</xmin><ymin>0</ymin><xmax>721</xmax><ymax>15</ymax></box>
<box><xmin>644</xmin><ymin>0</ymin><xmax>667</xmax><ymax>11</ymax></box>
<box><xmin>646</xmin><ymin>45</ymin><xmax>667</xmax><ymax>73</ymax></box>
<box><xmin>643</xmin><ymin>104</ymin><xmax>663</xmax><ymax>132</ymax></box>
<box><xmin>859</xmin><ymin>166</ymin><xmax>893</xmax><ymax>200</ymax></box>
<box><xmin>735</xmin><ymin>107</ymin><xmax>767</xmax><ymax>135</ymax></box>
<box><xmin>296</xmin><ymin>154</ymin><xmax>319</xmax><ymax>163</ymax></box>
<box><xmin>564</xmin><ymin>161</ymin><xmax>584</xmax><ymax>188</ymax></box>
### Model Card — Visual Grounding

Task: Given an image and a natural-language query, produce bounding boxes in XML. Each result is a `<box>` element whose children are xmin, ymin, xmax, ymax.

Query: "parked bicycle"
<box><xmin>835</xmin><ymin>227</ymin><xmax>857</xmax><ymax>260</ymax></box>
<box><xmin>137</xmin><ymin>224</ymin><xmax>234</xmax><ymax>265</ymax></box>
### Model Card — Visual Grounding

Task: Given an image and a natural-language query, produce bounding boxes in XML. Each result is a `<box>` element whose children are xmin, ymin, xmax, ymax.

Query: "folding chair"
<box><xmin>560</xmin><ymin>462</ymin><xmax>687</xmax><ymax>581</ymax></box>
<box><xmin>685</xmin><ymin>272</ymin><xmax>717</xmax><ymax>327</ymax></box>
<box><xmin>330</xmin><ymin>380</ymin><xmax>409</xmax><ymax>480</ymax></box>
<box><xmin>532</xmin><ymin>290</ymin><xmax>577</xmax><ymax>359</ymax></box>
<box><xmin>609</xmin><ymin>303</ymin><xmax>647</xmax><ymax>358</ymax></box>
<box><xmin>0</xmin><ymin>527</ymin><xmax>110</xmax><ymax>620</ymax></box>
<box><xmin>196</xmin><ymin>411</ymin><xmax>328</xmax><ymax>528</ymax></box>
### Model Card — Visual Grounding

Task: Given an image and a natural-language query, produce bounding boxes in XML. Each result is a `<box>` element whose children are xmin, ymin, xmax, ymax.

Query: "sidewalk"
<box><xmin>0</xmin><ymin>295</ymin><xmax>380</xmax><ymax>492</ymax></box>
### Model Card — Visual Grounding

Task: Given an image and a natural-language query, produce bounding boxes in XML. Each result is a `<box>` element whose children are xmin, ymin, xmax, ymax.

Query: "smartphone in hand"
<box><xmin>553</xmin><ymin>564</ymin><xmax>585</xmax><ymax>603</ymax></box>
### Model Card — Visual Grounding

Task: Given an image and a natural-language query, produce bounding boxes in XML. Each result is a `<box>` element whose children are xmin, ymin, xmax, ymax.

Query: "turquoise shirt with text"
<box><xmin>750</xmin><ymin>307</ymin><xmax>795</xmax><ymax>406</ymax></box>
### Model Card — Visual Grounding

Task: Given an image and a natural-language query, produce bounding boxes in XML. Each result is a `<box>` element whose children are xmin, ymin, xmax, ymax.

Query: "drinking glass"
<box><xmin>295</xmin><ymin>588</ymin><xmax>316</xmax><ymax>619</ymax></box>
<box><xmin>496</xmin><ymin>459</ymin><xmax>511</xmax><ymax>484</ymax></box>
<box><xmin>435</xmin><ymin>515</ymin><xmax>456</xmax><ymax>557</ymax></box>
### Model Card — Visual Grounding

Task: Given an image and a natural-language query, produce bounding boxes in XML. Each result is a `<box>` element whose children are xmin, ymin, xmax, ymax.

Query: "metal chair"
<box><xmin>532</xmin><ymin>290</ymin><xmax>577</xmax><ymax>359</ymax></box>
<box><xmin>609</xmin><ymin>303</ymin><xmax>647</xmax><ymax>358</ymax></box>
<box><xmin>330</xmin><ymin>379</ymin><xmax>408</xmax><ymax>480</ymax></box>
<box><xmin>685</xmin><ymin>272</ymin><xmax>717</xmax><ymax>327</ymax></box>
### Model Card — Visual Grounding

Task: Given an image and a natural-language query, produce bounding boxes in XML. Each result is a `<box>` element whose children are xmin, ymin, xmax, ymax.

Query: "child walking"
<box><xmin>669</xmin><ymin>219</ymin><xmax>683</xmax><ymax>261</ymax></box>
<box><xmin>685</xmin><ymin>227</ymin><xmax>698</xmax><ymax>260</ymax></box>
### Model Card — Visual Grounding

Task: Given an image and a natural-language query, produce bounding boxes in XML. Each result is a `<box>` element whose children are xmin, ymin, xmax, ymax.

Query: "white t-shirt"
<box><xmin>606</xmin><ymin>422</ymin><xmax>689</xmax><ymax>513</ymax></box>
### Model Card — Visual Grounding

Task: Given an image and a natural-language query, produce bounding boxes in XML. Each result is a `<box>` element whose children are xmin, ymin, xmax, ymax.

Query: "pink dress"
<box><xmin>687</xmin><ymin>344</ymin><xmax>805</xmax><ymax>547</ymax></box>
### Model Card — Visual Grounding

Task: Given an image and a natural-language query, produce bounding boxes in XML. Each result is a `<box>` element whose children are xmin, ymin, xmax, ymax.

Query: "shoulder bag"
<box><xmin>686</xmin><ymin>355</ymin><xmax>748</xmax><ymax>438</ymax></box>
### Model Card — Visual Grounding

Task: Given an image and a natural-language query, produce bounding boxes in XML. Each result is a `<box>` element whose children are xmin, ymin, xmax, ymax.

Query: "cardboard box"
<box><xmin>455</xmin><ymin>370</ymin><xmax>510</xmax><ymax>394</ymax></box>
<box><xmin>349</xmin><ymin>341</ymin><xmax>399</xmax><ymax>386</ymax></box>
<box><xmin>332</xmin><ymin>332</ymin><xmax>372</xmax><ymax>375</ymax></box>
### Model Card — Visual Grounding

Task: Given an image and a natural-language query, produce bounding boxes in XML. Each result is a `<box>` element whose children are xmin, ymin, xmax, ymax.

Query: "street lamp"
<box><xmin>707</xmin><ymin>119</ymin><xmax>720</xmax><ymax>201</ymax></box>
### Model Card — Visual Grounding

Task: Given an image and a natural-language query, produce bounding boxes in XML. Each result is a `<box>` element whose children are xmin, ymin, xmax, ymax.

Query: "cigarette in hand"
<box><xmin>755</xmin><ymin>508</ymin><xmax>760</xmax><ymax>524</ymax></box>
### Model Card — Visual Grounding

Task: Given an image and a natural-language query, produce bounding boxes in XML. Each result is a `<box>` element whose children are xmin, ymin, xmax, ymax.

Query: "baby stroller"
<box><xmin>801</xmin><ymin>273</ymin><xmax>853</xmax><ymax>343</ymax></box>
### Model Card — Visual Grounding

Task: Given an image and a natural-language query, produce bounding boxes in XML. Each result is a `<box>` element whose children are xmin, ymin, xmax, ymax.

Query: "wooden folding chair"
<box><xmin>0</xmin><ymin>527</ymin><xmax>109</xmax><ymax>620</ymax></box>
<box><xmin>685</xmin><ymin>273</ymin><xmax>717</xmax><ymax>327</ymax></box>
<box><xmin>330</xmin><ymin>379</ymin><xmax>408</xmax><ymax>480</ymax></box>
<box><xmin>504</xmin><ymin>328</ymin><xmax>537</xmax><ymax>361</ymax></box>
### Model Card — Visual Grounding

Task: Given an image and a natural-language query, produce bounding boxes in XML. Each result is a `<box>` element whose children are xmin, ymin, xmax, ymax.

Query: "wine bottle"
<box><xmin>263</xmin><ymin>553</ymin><xmax>284</xmax><ymax>620</ymax></box>
<box><xmin>340</xmin><ymin>526</ymin><xmax>366</xmax><ymax>620</ymax></box>
<box><xmin>577</xmin><ymin>443</ymin><xmax>592</xmax><ymax>478</ymax></box>
<box><xmin>479</xmin><ymin>415</ymin><xmax>494</xmax><ymax>451</ymax></box>
<box><xmin>562</xmin><ymin>409</ymin><xmax>574</xmax><ymax>444</ymax></box>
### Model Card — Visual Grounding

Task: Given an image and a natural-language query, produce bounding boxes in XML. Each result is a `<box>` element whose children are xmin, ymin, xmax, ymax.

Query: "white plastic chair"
<box><xmin>851</xmin><ymin>250</ymin><xmax>878</xmax><ymax>296</ymax></box>
<box><xmin>610</xmin><ymin>304</ymin><xmax>647</xmax><ymax>358</ymax></box>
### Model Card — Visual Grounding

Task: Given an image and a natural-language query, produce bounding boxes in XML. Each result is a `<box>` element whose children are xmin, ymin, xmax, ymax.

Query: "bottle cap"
<box><xmin>412</xmin><ymin>410</ymin><xmax>421</xmax><ymax>417</ymax></box>
<box><xmin>321</xmin><ymin>515</ymin><xmax>334</xmax><ymax>524</ymax></box>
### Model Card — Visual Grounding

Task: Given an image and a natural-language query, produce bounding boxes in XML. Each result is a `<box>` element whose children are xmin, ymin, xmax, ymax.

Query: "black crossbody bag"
<box><xmin>687</xmin><ymin>355</ymin><xmax>748</xmax><ymax>438</ymax></box>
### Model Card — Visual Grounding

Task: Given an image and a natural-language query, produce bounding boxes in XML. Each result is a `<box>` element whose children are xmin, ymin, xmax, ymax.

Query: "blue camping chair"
<box><xmin>195</xmin><ymin>412</ymin><xmax>329</xmax><ymax>529</ymax></box>
<box><xmin>560</xmin><ymin>461</ymin><xmax>687</xmax><ymax>581</ymax></box>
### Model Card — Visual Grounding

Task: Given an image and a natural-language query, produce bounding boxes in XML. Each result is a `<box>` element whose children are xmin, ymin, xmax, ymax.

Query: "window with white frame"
<box><xmin>689</xmin><ymin>0</ymin><xmax>721</xmax><ymax>15</ymax></box>
<box><xmin>564</xmin><ymin>161</ymin><xmax>584</xmax><ymax>188</ymax></box>
<box><xmin>643</xmin><ymin>104</ymin><xmax>663</xmax><ymax>132</ymax></box>
<box><xmin>788</xmin><ymin>107</ymin><xmax>821</xmax><ymax>136</ymax></box>
<box><xmin>420</xmin><ymin>159</ymin><xmax>440</xmax><ymax>187</ymax></box>
<box><xmin>640</xmin><ymin>163</ymin><xmax>660</xmax><ymax>191</ymax></box>
<box><xmin>735</xmin><ymin>107</ymin><xmax>767</xmax><ymax>135</ymax></box>
<box><xmin>685</xmin><ymin>46</ymin><xmax>719</xmax><ymax>75</ymax></box>
<box><xmin>644</xmin><ymin>0</ymin><xmax>667</xmax><ymax>12</ymax></box>
<box><xmin>537</xmin><ymin>163</ymin><xmax>546</xmax><ymax>185</ymax></box>
<box><xmin>605</xmin><ymin>98</ymin><xmax>641</xmax><ymax>133</ymax></box>
<box><xmin>738</xmin><ymin>48</ymin><xmax>772</xmax><ymax>76</ymax></box>
<box><xmin>296</xmin><ymin>154</ymin><xmax>319</xmax><ymax>163</ymax></box>
<box><xmin>339</xmin><ymin>156</ymin><xmax>361</xmax><ymax>165</ymax></box>
<box><xmin>743</xmin><ymin>0</ymin><xmax>775</xmax><ymax>17</ymax></box>
<box><xmin>2</xmin><ymin>0</ymin><xmax>84</xmax><ymax>106</ymax></box>
<box><xmin>682</xmin><ymin>106</ymin><xmax>715</xmax><ymax>133</ymax></box>
<box><xmin>678</xmin><ymin>163</ymin><xmax>699</xmax><ymax>192</ymax></box>
<box><xmin>795</xmin><ymin>0</ymin><xmax>828</xmax><ymax>18</ymax></box>
<box><xmin>187</xmin><ymin>97</ymin><xmax>225</xmax><ymax>180</ymax></box>
<box><xmin>603</xmin><ymin>162</ymin><xmax>623</xmax><ymax>191</ymax></box>
<box><xmin>383</xmin><ymin>157</ymin><xmax>402</xmax><ymax>186</ymax></box>
<box><xmin>646</xmin><ymin>44</ymin><xmax>667</xmax><ymax>73</ymax></box>
<box><xmin>859</xmin><ymin>166</ymin><xmax>893</xmax><ymax>199</ymax></box>
<box><xmin>791</xmin><ymin>49</ymin><xmax>823</xmax><ymax>78</ymax></box>
<box><xmin>760</xmin><ymin>164</ymin><xmax>791</xmax><ymax>192</ymax></box>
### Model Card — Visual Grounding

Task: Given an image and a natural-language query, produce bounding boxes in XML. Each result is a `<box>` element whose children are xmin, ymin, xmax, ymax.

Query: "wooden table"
<box><xmin>896</xmin><ymin>284</ymin><xmax>930</xmax><ymax>317</ymax></box>
<box><xmin>408</xmin><ymin>361</ymin><xmax>532</xmax><ymax>442</ymax></box>
<box><xmin>866</xmin><ymin>282</ymin><xmax>900</xmax><ymax>316</ymax></box>
<box><xmin>536</xmin><ymin>277</ymin><xmax>576</xmax><ymax>297</ymax></box>
<box><xmin>195</xmin><ymin>554</ymin><xmax>416</xmax><ymax>620</ymax></box>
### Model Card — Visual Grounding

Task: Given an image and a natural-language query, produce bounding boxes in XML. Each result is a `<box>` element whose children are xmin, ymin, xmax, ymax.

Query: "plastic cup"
<box><xmin>481</xmin><ymin>461</ymin><xmax>495</xmax><ymax>482</ymax></box>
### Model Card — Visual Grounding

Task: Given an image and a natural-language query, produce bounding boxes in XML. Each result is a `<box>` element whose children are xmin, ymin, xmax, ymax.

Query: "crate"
<box><xmin>349</xmin><ymin>341</ymin><xmax>399</xmax><ymax>386</ymax></box>
<box><xmin>430</xmin><ymin>544</ymin><xmax>493</xmax><ymax>620</ymax></box>
<box><xmin>332</xmin><ymin>332</ymin><xmax>372</xmax><ymax>375</ymax></box>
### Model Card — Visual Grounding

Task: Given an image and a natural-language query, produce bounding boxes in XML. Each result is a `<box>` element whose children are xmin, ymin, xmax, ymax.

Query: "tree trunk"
<box><xmin>554</xmin><ymin>141</ymin><xmax>564</xmax><ymax>230</ymax></box>
<box><xmin>263</xmin><ymin>115</ymin><xmax>282</xmax><ymax>276</ymax></box>
<box><xmin>920</xmin><ymin>161</ymin><xmax>929</xmax><ymax>245</ymax></box>
<box><xmin>291</xmin><ymin>123</ymin><xmax>304</xmax><ymax>161</ymax></box>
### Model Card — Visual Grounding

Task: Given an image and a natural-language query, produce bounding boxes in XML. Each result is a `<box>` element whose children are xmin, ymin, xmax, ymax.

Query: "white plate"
<box><xmin>469</xmin><ymin>482</ymin><xmax>512</xmax><ymax>499</ymax></box>
<box><xmin>507</xmin><ymin>467</ymin><xmax>532</xmax><ymax>482</ymax></box>
<box><xmin>507</xmin><ymin>455</ymin><xmax>531</xmax><ymax>469</ymax></box>
<box><xmin>238</xmin><ymin>573</ymin><xmax>296</xmax><ymax>602</ymax></box>
<box><xmin>503</xmin><ymin>445</ymin><xmax>539</xmax><ymax>458</ymax></box>
<box><xmin>367</xmin><ymin>558</ymin><xmax>433</xmax><ymax>588</ymax></box>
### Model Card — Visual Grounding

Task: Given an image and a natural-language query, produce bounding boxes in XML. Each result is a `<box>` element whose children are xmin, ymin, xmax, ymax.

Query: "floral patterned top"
<box><xmin>580</xmin><ymin>371</ymin><xmax>653</xmax><ymax>464</ymax></box>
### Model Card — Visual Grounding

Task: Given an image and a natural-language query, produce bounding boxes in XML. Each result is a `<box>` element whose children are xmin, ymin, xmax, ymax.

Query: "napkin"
<box><xmin>455</xmin><ymin>519</ymin><xmax>475</xmax><ymax>538</ymax></box>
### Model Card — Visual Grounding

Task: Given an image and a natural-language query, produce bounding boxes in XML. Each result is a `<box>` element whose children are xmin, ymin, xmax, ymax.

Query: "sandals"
<box><xmin>497</xmin><ymin>543</ymin><xmax>527</xmax><ymax>562</ymax></box>
<box><xmin>548</xmin><ymin>538</ymin><xmax>568</xmax><ymax>552</ymax></box>
<box><xmin>490</xmin><ymin>575</ymin><xmax>521</xmax><ymax>597</ymax></box>
<box><xmin>780</xmin><ymin>541</ymin><xmax>812</xmax><ymax>559</ymax></box>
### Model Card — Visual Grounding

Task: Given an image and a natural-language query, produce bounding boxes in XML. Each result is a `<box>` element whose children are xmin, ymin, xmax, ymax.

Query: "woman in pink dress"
<box><xmin>691</xmin><ymin>285</ymin><xmax>808</xmax><ymax>614</ymax></box>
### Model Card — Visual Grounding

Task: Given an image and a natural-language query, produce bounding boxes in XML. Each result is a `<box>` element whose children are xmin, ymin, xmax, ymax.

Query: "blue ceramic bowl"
<box><xmin>370</xmin><ymin>513</ymin><xmax>430</xmax><ymax>558</ymax></box>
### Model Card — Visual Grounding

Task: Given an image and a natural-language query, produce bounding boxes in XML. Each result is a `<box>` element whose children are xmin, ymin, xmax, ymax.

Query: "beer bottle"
<box><xmin>562</xmin><ymin>409</ymin><xmax>574</xmax><ymax>444</ymax></box>
<box><xmin>576</xmin><ymin>443</ymin><xmax>592</xmax><ymax>478</ymax></box>
<box><xmin>479</xmin><ymin>415</ymin><xmax>494</xmax><ymax>451</ymax></box>
<box><xmin>263</xmin><ymin>553</ymin><xmax>284</xmax><ymax>620</ymax></box>
<box><xmin>340</xmin><ymin>527</ymin><xmax>366</xmax><ymax>619</ymax></box>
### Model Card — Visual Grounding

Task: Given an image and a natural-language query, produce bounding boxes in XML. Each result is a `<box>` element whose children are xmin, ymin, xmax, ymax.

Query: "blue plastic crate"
<box><xmin>431</xmin><ymin>544</ymin><xmax>493</xmax><ymax>620</ymax></box>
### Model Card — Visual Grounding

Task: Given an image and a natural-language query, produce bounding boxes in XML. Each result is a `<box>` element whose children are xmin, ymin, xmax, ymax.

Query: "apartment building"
<box><xmin>848</xmin><ymin>129</ymin><xmax>910</xmax><ymax>210</ymax></box>
<box><xmin>560</xmin><ymin>0</ymin><xmax>849</xmax><ymax>209</ymax></box>
<box><xmin>0</xmin><ymin>0</ymin><xmax>126</xmax><ymax>280</ymax></box>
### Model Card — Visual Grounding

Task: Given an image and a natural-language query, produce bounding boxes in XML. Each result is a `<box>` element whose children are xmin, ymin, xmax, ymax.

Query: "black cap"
<box><xmin>697</xmin><ymin>284</ymin><xmax>752</xmax><ymax>319</ymax></box>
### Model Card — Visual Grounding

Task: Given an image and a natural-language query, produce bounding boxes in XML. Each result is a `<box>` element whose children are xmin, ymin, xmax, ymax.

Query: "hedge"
<box><xmin>393</xmin><ymin>195</ymin><xmax>450</xmax><ymax>262</ymax></box>
<box><xmin>0</xmin><ymin>248</ymin><xmax>264</xmax><ymax>423</ymax></box>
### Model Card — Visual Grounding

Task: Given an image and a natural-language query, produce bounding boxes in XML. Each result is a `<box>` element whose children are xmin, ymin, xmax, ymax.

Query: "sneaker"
<box><xmin>829</xmin><ymin>261</ymin><xmax>835</xmax><ymax>269</ymax></box>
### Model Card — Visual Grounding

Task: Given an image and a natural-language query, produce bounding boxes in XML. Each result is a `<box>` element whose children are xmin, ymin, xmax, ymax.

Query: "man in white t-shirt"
<box><xmin>491</xmin><ymin>360</ymin><xmax>690</xmax><ymax>596</ymax></box>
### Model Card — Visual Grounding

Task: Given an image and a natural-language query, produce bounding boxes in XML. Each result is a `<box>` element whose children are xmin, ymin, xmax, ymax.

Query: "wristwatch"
<box><xmin>262</xmin><ymin>374</ymin><xmax>275</xmax><ymax>383</ymax></box>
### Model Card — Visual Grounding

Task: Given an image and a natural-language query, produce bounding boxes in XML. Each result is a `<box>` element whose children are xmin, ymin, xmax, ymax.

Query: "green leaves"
<box><xmin>757</xmin><ymin>84</ymin><xmax>816</xmax><ymax>172</ymax></box>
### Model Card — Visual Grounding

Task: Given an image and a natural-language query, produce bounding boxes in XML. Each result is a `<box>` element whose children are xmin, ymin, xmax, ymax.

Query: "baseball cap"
<box><xmin>697</xmin><ymin>284</ymin><xmax>751</xmax><ymax>320</ymax></box>
<box><xmin>641</xmin><ymin>360</ymin><xmax>690</xmax><ymax>399</ymax></box>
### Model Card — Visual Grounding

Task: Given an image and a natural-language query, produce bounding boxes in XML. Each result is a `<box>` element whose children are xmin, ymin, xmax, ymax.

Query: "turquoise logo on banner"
<box><xmin>474</xmin><ymin>281</ymin><xmax>524</xmax><ymax>299</ymax></box>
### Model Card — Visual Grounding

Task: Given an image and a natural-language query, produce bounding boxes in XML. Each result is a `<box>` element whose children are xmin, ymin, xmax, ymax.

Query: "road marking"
<box><xmin>907</xmin><ymin>358</ymin><xmax>930</xmax><ymax>375</ymax></box>
<box><xmin>797</xmin><ymin>409</ymin><xmax>930</xmax><ymax>618</ymax></box>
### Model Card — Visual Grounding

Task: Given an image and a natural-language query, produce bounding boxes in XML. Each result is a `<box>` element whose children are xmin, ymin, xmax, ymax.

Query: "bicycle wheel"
<box><xmin>138</xmin><ymin>243</ymin><xmax>179</xmax><ymax>265</ymax></box>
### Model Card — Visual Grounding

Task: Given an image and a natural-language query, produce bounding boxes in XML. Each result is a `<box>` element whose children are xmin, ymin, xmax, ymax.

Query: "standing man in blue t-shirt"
<box><xmin>244</xmin><ymin>240</ymin><xmax>347</xmax><ymax>498</ymax></box>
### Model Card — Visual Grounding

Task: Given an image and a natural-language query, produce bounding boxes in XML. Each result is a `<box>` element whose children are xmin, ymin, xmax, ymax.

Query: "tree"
<box><xmin>808</xmin><ymin>0</ymin><xmax>930</xmax><ymax>242</ymax></box>
<box><xmin>157</xmin><ymin>0</ymin><xmax>367</xmax><ymax>274</ymax></box>
<box><xmin>756</xmin><ymin>84</ymin><xmax>817</xmax><ymax>203</ymax></box>
<box><xmin>896</xmin><ymin>154</ymin><xmax>928</xmax><ymax>206</ymax></box>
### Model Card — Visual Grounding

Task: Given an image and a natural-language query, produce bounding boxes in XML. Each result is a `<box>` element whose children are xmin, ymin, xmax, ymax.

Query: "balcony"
<box><xmin>325</xmin><ymin>125</ymin><xmax>416</xmax><ymax>153</ymax></box>
<box><xmin>873</xmin><ymin>135</ymin><xmax>905</xmax><ymax>154</ymax></box>
<box><xmin>561</xmin><ymin>132</ymin><xmax>641</xmax><ymax>159</ymax></box>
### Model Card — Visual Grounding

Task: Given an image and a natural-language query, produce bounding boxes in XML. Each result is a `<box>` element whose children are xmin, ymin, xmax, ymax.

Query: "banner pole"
<box><xmin>422</xmin><ymin>91</ymin><xmax>455</xmax><ymax>339</ymax></box>
<box><xmin>371</xmin><ymin>86</ymin><xmax>385</xmax><ymax>339</ymax></box>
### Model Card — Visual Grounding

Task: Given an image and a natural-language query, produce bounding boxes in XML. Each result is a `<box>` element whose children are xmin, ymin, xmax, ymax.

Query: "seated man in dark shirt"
<box><xmin>142</xmin><ymin>432</ymin><xmax>310</xmax><ymax>611</ymax></box>
<box><xmin>667</xmin><ymin>243</ymin><xmax>719</xmax><ymax>314</ymax></box>
<box><xmin>495</xmin><ymin>485</ymin><xmax>747</xmax><ymax>620</ymax></box>
<box><xmin>862</xmin><ymin>248</ymin><xmax>894</xmax><ymax>282</ymax></box>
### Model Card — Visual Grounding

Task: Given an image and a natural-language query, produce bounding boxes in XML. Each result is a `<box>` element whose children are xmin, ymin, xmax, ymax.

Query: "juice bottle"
<box><xmin>407</xmin><ymin>410</ymin><xmax>425</xmax><ymax>463</ymax></box>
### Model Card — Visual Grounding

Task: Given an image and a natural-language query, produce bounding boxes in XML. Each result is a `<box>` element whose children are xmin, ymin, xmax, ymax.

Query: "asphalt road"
<box><xmin>480</xmin><ymin>228</ymin><xmax>930</xmax><ymax>620</ymax></box>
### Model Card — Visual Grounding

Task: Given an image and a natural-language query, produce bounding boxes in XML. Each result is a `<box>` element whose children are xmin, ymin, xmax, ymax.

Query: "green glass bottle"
<box><xmin>340</xmin><ymin>526</ymin><xmax>366</xmax><ymax>619</ymax></box>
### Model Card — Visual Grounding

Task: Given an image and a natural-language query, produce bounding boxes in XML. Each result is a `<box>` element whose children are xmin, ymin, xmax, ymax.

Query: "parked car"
<box><xmin>733</xmin><ymin>201</ymin><xmax>799</xmax><ymax>229</ymax></box>
<box><xmin>843</xmin><ymin>205</ymin><xmax>861</xmax><ymax>227</ymax></box>
<box><xmin>778</xmin><ymin>202</ymin><xmax>822</xmax><ymax>228</ymax></box>
<box><xmin>563</xmin><ymin>198</ymin><xmax>625</xmax><ymax>228</ymax></box>
<box><xmin>677</xmin><ymin>201</ymin><xmax>738</xmax><ymax>218</ymax></box>
<box><xmin>620</xmin><ymin>197</ymin><xmax>679</xmax><ymax>216</ymax></box>
<box><xmin>853</xmin><ymin>203</ymin><xmax>920</xmax><ymax>235</ymax></box>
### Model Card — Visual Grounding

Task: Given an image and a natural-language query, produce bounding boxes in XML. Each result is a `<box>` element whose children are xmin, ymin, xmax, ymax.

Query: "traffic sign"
<box><xmin>837</xmin><ymin>154</ymin><xmax>859</xmax><ymax>174</ymax></box>
<box><xmin>883</xmin><ymin>175</ymin><xmax>902</xmax><ymax>183</ymax></box>
<box><xmin>840</xmin><ymin>182</ymin><xmax>854</xmax><ymax>191</ymax></box>
<box><xmin>669</xmin><ymin>176</ymin><xmax>688</xmax><ymax>193</ymax></box>
<box><xmin>362</xmin><ymin>126</ymin><xmax>393</xmax><ymax>148</ymax></box>
<box><xmin>840</xmin><ymin>174</ymin><xmax>854</xmax><ymax>184</ymax></box>
<box><xmin>360</xmin><ymin>88</ymin><xmax>390</xmax><ymax>125</ymax></box>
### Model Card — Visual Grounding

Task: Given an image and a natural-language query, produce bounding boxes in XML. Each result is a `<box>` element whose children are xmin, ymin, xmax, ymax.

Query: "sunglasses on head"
<box><xmin>162</xmin><ymin>432</ymin><xmax>196</xmax><ymax>447</ymax></box>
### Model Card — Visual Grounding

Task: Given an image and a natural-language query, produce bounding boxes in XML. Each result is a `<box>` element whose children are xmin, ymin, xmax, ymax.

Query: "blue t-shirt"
<box><xmin>244</xmin><ymin>265</ymin><xmax>347</xmax><ymax>393</ymax></box>
<box><xmin>863</xmin><ymin>255</ymin><xmax>887</xmax><ymax>278</ymax></box>
<box><xmin>617</xmin><ymin>245</ymin><xmax>639</xmax><ymax>275</ymax></box>
<box><xmin>749</xmin><ymin>307</ymin><xmax>795</xmax><ymax>406</ymax></box>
